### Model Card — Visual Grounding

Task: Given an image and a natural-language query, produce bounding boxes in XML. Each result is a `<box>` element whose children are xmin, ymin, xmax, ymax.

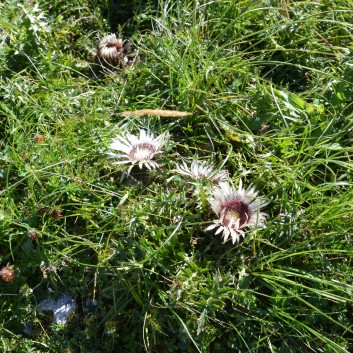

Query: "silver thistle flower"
<box><xmin>176</xmin><ymin>160</ymin><xmax>229</xmax><ymax>184</ymax></box>
<box><xmin>108</xmin><ymin>129</ymin><xmax>167</xmax><ymax>172</ymax></box>
<box><xmin>206</xmin><ymin>181</ymin><xmax>268</xmax><ymax>244</ymax></box>
<box><xmin>96</xmin><ymin>33</ymin><xmax>127</xmax><ymax>68</ymax></box>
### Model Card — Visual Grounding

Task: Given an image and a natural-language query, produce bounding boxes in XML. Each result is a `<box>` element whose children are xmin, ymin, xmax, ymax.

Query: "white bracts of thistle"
<box><xmin>108</xmin><ymin>129</ymin><xmax>167</xmax><ymax>172</ymax></box>
<box><xmin>176</xmin><ymin>160</ymin><xmax>229</xmax><ymax>184</ymax></box>
<box><xmin>206</xmin><ymin>181</ymin><xmax>268</xmax><ymax>244</ymax></box>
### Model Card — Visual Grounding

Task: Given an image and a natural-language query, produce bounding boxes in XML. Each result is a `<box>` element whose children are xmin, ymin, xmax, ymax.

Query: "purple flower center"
<box><xmin>129</xmin><ymin>143</ymin><xmax>157</xmax><ymax>162</ymax></box>
<box><xmin>222</xmin><ymin>200</ymin><xmax>251</xmax><ymax>228</ymax></box>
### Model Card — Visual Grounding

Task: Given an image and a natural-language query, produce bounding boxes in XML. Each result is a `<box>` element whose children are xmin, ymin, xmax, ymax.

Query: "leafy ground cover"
<box><xmin>1</xmin><ymin>0</ymin><xmax>353</xmax><ymax>352</ymax></box>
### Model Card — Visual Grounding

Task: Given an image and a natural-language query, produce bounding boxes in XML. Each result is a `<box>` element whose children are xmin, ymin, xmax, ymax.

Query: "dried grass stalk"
<box><xmin>121</xmin><ymin>109</ymin><xmax>192</xmax><ymax>117</ymax></box>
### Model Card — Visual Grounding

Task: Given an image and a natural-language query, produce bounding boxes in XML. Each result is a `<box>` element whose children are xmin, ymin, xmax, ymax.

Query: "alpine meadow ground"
<box><xmin>1</xmin><ymin>0</ymin><xmax>353</xmax><ymax>352</ymax></box>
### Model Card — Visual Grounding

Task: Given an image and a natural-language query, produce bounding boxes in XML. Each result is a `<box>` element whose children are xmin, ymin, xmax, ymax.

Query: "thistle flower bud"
<box><xmin>94</xmin><ymin>33</ymin><xmax>138</xmax><ymax>71</ymax></box>
<box><xmin>96</xmin><ymin>34</ymin><xmax>127</xmax><ymax>69</ymax></box>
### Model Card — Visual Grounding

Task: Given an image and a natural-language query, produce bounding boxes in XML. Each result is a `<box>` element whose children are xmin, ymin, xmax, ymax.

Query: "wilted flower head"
<box><xmin>96</xmin><ymin>33</ymin><xmax>127</xmax><ymax>68</ymax></box>
<box><xmin>0</xmin><ymin>266</ymin><xmax>15</xmax><ymax>283</ymax></box>
<box><xmin>109</xmin><ymin>129</ymin><xmax>167</xmax><ymax>172</ymax></box>
<box><xmin>176</xmin><ymin>160</ymin><xmax>229</xmax><ymax>184</ymax></box>
<box><xmin>206</xmin><ymin>181</ymin><xmax>267</xmax><ymax>244</ymax></box>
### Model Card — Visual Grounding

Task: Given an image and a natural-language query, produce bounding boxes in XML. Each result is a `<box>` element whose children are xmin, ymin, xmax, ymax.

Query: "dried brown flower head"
<box><xmin>0</xmin><ymin>266</ymin><xmax>15</xmax><ymax>283</ymax></box>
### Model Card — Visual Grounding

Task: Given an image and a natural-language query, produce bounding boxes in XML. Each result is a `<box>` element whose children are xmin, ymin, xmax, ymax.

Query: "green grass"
<box><xmin>1</xmin><ymin>0</ymin><xmax>353</xmax><ymax>352</ymax></box>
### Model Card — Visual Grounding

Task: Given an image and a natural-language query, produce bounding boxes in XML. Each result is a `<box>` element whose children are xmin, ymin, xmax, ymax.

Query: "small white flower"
<box><xmin>206</xmin><ymin>181</ymin><xmax>267</xmax><ymax>244</ymax></box>
<box><xmin>176</xmin><ymin>160</ymin><xmax>229</xmax><ymax>184</ymax></box>
<box><xmin>108</xmin><ymin>129</ymin><xmax>167</xmax><ymax>172</ymax></box>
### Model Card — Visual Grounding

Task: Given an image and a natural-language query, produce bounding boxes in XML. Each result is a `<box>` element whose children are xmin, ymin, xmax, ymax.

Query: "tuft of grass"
<box><xmin>1</xmin><ymin>0</ymin><xmax>353</xmax><ymax>352</ymax></box>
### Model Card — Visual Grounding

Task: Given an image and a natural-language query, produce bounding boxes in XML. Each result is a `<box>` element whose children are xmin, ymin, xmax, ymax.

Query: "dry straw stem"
<box><xmin>120</xmin><ymin>109</ymin><xmax>193</xmax><ymax>117</ymax></box>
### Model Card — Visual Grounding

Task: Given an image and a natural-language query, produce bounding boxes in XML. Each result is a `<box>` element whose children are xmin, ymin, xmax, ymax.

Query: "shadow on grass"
<box><xmin>99</xmin><ymin>0</ymin><xmax>159</xmax><ymax>36</ymax></box>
